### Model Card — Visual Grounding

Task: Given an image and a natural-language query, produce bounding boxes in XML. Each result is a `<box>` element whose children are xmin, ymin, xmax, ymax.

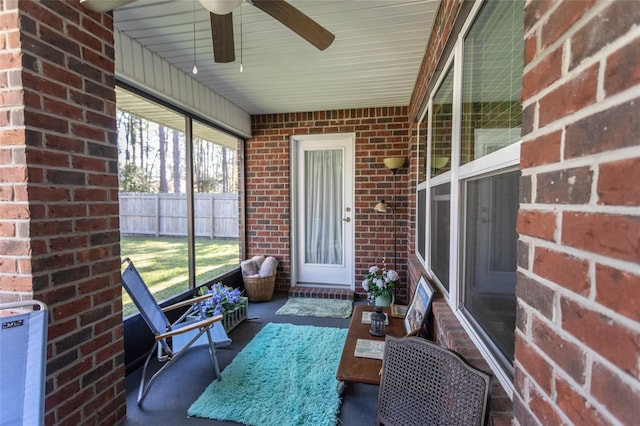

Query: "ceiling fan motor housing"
<box><xmin>199</xmin><ymin>0</ymin><xmax>242</xmax><ymax>15</ymax></box>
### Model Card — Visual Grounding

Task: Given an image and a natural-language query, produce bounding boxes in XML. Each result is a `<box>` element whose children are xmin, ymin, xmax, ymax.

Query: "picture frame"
<box><xmin>403</xmin><ymin>276</ymin><xmax>435</xmax><ymax>335</ymax></box>
<box><xmin>390</xmin><ymin>303</ymin><xmax>408</xmax><ymax>318</ymax></box>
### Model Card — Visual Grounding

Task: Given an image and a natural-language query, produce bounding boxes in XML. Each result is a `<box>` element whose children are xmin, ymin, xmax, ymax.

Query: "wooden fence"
<box><xmin>119</xmin><ymin>193</ymin><xmax>239</xmax><ymax>238</ymax></box>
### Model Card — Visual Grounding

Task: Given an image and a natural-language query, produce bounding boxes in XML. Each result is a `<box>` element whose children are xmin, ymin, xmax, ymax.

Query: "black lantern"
<box><xmin>369</xmin><ymin>306</ymin><xmax>386</xmax><ymax>337</ymax></box>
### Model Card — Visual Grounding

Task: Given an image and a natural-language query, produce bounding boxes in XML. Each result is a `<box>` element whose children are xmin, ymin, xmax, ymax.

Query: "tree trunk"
<box><xmin>221</xmin><ymin>147</ymin><xmax>228</xmax><ymax>193</ymax></box>
<box><xmin>159</xmin><ymin>125</ymin><xmax>167</xmax><ymax>192</ymax></box>
<box><xmin>172</xmin><ymin>129</ymin><xmax>181</xmax><ymax>193</ymax></box>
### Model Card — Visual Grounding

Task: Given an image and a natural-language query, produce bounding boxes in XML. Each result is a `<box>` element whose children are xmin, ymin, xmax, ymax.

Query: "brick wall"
<box><xmin>249</xmin><ymin>109</ymin><xmax>410</xmax><ymax>300</ymax></box>
<box><xmin>0</xmin><ymin>2</ymin><xmax>28</xmax><ymax>300</ymax></box>
<box><xmin>514</xmin><ymin>1</ymin><xmax>640</xmax><ymax>425</ymax></box>
<box><xmin>431</xmin><ymin>299</ymin><xmax>514</xmax><ymax>425</ymax></box>
<box><xmin>0</xmin><ymin>1</ymin><xmax>125</xmax><ymax>424</ymax></box>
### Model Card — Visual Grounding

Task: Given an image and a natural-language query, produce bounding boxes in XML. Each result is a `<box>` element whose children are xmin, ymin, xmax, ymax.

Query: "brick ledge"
<box><xmin>431</xmin><ymin>299</ymin><xmax>514</xmax><ymax>425</ymax></box>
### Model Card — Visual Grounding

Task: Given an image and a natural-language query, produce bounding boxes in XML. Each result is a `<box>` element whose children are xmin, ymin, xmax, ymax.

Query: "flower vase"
<box><xmin>374</xmin><ymin>293</ymin><xmax>393</xmax><ymax>307</ymax></box>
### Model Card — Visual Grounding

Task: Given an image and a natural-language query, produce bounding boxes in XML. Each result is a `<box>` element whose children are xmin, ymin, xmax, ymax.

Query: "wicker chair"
<box><xmin>376</xmin><ymin>336</ymin><xmax>492</xmax><ymax>426</ymax></box>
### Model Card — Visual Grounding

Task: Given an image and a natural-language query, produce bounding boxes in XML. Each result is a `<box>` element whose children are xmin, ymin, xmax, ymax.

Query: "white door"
<box><xmin>291</xmin><ymin>134</ymin><xmax>354</xmax><ymax>288</ymax></box>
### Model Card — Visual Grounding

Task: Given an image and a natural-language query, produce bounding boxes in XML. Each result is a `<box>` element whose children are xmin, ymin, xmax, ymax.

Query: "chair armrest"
<box><xmin>156</xmin><ymin>314</ymin><xmax>223</xmax><ymax>340</ymax></box>
<box><xmin>161</xmin><ymin>293</ymin><xmax>212</xmax><ymax>312</ymax></box>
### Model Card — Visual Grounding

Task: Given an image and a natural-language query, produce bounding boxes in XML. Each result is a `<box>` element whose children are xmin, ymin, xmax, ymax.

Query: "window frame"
<box><xmin>414</xmin><ymin>0</ymin><xmax>522</xmax><ymax>396</ymax></box>
<box><xmin>459</xmin><ymin>166</ymin><xmax>520</xmax><ymax>377</ymax></box>
<box><xmin>116</xmin><ymin>80</ymin><xmax>245</xmax><ymax>305</ymax></box>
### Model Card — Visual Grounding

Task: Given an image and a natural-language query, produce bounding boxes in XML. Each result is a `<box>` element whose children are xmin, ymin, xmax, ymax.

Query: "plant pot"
<box><xmin>375</xmin><ymin>293</ymin><xmax>393</xmax><ymax>307</ymax></box>
<box><xmin>222</xmin><ymin>297</ymin><xmax>248</xmax><ymax>332</ymax></box>
<box><xmin>186</xmin><ymin>296</ymin><xmax>248</xmax><ymax>333</ymax></box>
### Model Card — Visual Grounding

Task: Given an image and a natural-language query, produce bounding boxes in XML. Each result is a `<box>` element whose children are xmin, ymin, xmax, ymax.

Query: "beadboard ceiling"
<box><xmin>113</xmin><ymin>0</ymin><xmax>440</xmax><ymax>115</ymax></box>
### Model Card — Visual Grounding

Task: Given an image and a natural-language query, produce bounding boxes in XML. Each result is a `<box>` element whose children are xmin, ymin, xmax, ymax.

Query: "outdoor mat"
<box><xmin>275</xmin><ymin>297</ymin><xmax>353</xmax><ymax>319</ymax></box>
<box><xmin>188</xmin><ymin>323</ymin><xmax>347</xmax><ymax>426</ymax></box>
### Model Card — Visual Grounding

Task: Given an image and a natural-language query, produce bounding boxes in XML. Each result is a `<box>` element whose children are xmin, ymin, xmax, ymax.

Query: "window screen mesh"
<box><xmin>461</xmin><ymin>0</ymin><xmax>524</xmax><ymax>165</ymax></box>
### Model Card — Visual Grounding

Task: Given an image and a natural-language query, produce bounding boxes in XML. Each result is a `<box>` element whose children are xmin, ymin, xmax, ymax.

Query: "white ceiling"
<box><xmin>113</xmin><ymin>0</ymin><xmax>440</xmax><ymax>115</ymax></box>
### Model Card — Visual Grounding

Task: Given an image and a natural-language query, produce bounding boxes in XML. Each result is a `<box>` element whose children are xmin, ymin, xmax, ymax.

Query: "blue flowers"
<box><xmin>198</xmin><ymin>282</ymin><xmax>243</xmax><ymax>319</ymax></box>
<box><xmin>362</xmin><ymin>260</ymin><xmax>399</xmax><ymax>298</ymax></box>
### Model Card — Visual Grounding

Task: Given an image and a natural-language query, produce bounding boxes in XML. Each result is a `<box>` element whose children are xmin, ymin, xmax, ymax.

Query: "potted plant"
<box><xmin>362</xmin><ymin>259</ymin><xmax>399</xmax><ymax>306</ymax></box>
<box><xmin>196</xmin><ymin>283</ymin><xmax>247</xmax><ymax>332</ymax></box>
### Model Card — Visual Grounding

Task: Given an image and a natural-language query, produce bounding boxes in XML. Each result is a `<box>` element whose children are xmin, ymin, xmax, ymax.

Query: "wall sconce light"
<box><xmin>383</xmin><ymin>157</ymin><xmax>405</xmax><ymax>171</ymax></box>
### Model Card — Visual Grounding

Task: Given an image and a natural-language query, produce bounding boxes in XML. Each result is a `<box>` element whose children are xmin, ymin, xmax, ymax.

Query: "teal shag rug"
<box><xmin>276</xmin><ymin>298</ymin><xmax>353</xmax><ymax>319</ymax></box>
<box><xmin>188</xmin><ymin>323</ymin><xmax>348</xmax><ymax>426</ymax></box>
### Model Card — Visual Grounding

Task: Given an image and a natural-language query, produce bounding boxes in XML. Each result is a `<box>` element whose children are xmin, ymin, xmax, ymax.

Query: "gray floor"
<box><xmin>121</xmin><ymin>295</ymin><xmax>378</xmax><ymax>426</ymax></box>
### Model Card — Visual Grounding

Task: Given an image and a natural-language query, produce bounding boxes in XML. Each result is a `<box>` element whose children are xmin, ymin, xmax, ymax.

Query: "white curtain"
<box><xmin>305</xmin><ymin>150</ymin><xmax>343</xmax><ymax>265</ymax></box>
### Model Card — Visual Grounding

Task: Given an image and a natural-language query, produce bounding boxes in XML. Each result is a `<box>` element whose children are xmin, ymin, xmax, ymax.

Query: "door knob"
<box><xmin>342</xmin><ymin>217</ymin><xmax>351</xmax><ymax>222</ymax></box>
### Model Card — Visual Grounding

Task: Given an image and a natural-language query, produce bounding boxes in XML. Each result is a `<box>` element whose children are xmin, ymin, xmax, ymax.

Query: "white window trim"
<box><xmin>415</xmin><ymin>0</ymin><xmax>521</xmax><ymax>398</ymax></box>
<box><xmin>415</xmin><ymin>97</ymin><xmax>432</xmax><ymax>267</ymax></box>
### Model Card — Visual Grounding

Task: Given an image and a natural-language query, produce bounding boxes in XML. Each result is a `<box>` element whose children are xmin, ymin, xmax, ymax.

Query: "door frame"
<box><xmin>289</xmin><ymin>133</ymin><xmax>355</xmax><ymax>289</ymax></box>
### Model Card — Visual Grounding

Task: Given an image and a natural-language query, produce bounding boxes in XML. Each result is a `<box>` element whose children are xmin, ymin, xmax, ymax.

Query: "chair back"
<box><xmin>377</xmin><ymin>336</ymin><xmax>491</xmax><ymax>426</ymax></box>
<box><xmin>121</xmin><ymin>258</ymin><xmax>171</xmax><ymax>337</ymax></box>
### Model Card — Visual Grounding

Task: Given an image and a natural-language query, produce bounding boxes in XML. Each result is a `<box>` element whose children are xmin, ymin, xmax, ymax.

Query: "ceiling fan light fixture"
<box><xmin>199</xmin><ymin>0</ymin><xmax>241</xmax><ymax>15</ymax></box>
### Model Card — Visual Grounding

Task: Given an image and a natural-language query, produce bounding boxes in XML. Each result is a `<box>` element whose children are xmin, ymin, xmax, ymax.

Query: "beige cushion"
<box><xmin>259</xmin><ymin>256</ymin><xmax>278</xmax><ymax>277</ymax></box>
<box><xmin>251</xmin><ymin>255</ymin><xmax>265</xmax><ymax>269</ymax></box>
<box><xmin>241</xmin><ymin>259</ymin><xmax>258</xmax><ymax>276</ymax></box>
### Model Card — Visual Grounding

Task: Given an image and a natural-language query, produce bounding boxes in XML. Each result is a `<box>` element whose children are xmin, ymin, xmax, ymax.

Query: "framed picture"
<box><xmin>403</xmin><ymin>276</ymin><xmax>435</xmax><ymax>335</ymax></box>
<box><xmin>390</xmin><ymin>303</ymin><xmax>408</xmax><ymax>318</ymax></box>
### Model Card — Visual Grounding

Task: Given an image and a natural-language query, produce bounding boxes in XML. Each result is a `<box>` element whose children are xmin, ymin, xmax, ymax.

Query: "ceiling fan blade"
<box><xmin>251</xmin><ymin>0</ymin><xmax>335</xmax><ymax>51</ymax></box>
<box><xmin>211</xmin><ymin>12</ymin><xmax>235</xmax><ymax>63</ymax></box>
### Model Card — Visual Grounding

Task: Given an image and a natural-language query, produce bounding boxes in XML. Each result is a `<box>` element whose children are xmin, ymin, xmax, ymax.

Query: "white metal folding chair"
<box><xmin>121</xmin><ymin>258</ymin><xmax>230</xmax><ymax>406</ymax></box>
<box><xmin>0</xmin><ymin>300</ymin><xmax>48</xmax><ymax>426</ymax></box>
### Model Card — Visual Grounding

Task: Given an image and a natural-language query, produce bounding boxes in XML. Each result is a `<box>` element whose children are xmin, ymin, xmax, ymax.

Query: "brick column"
<box><xmin>0</xmin><ymin>1</ymin><xmax>125</xmax><ymax>424</ymax></box>
<box><xmin>515</xmin><ymin>1</ymin><xmax>640</xmax><ymax>425</ymax></box>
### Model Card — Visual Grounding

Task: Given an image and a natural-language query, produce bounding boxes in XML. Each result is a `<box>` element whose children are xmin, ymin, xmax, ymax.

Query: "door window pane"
<box><xmin>462</xmin><ymin>171</ymin><xmax>519</xmax><ymax>366</ymax></box>
<box><xmin>304</xmin><ymin>149</ymin><xmax>343</xmax><ymax>265</ymax></box>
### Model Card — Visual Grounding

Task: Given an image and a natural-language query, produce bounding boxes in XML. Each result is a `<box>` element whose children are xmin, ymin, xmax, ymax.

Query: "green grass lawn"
<box><xmin>120</xmin><ymin>236</ymin><xmax>240</xmax><ymax>316</ymax></box>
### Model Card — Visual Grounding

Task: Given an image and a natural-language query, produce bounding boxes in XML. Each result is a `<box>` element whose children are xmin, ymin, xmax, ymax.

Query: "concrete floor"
<box><xmin>120</xmin><ymin>295</ymin><xmax>378</xmax><ymax>426</ymax></box>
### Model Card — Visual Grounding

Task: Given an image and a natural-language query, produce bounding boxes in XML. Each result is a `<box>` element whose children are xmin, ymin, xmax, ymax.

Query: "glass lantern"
<box><xmin>369</xmin><ymin>306</ymin><xmax>386</xmax><ymax>336</ymax></box>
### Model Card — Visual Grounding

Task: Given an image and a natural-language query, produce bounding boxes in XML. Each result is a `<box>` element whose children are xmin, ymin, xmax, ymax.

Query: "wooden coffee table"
<box><xmin>336</xmin><ymin>304</ymin><xmax>405</xmax><ymax>393</ymax></box>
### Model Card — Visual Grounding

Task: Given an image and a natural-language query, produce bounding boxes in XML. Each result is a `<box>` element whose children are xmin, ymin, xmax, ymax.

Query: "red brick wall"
<box><xmin>249</xmin><ymin>109</ymin><xmax>410</xmax><ymax>300</ymax></box>
<box><xmin>0</xmin><ymin>3</ymin><xmax>28</xmax><ymax>300</ymax></box>
<box><xmin>430</xmin><ymin>299</ymin><xmax>514</xmax><ymax>425</ymax></box>
<box><xmin>515</xmin><ymin>1</ymin><xmax>640</xmax><ymax>425</ymax></box>
<box><xmin>0</xmin><ymin>2</ymin><xmax>125</xmax><ymax>424</ymax></box>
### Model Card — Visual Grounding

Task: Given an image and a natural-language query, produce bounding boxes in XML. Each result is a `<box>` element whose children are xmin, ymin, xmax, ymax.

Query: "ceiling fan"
<box><xmin>80</xmin><ymin>0</ymin><xmax>335</xmax><ymax>64</ymax></box>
